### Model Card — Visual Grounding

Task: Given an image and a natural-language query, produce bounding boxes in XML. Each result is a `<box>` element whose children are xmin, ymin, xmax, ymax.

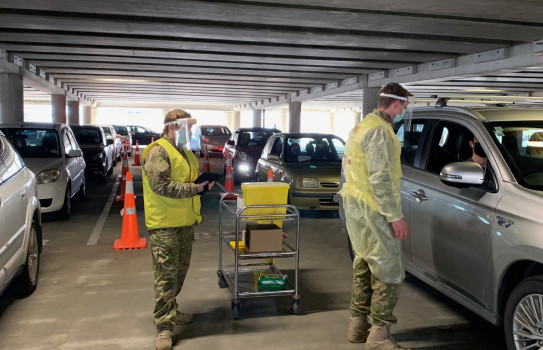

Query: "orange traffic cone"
<box><xmin>132</xmin><ymin>140</ymin><xmax>141</xmax><ymax>166</ymax></box>
<box><xmin>116</xmin><ymin>152</ymin><xmax>129</xmax><ymax>201</ymax></box>
<box><xmin>114</xmin><ymin>172</ymin><xmax>146</xmax><ymax>250</ymax></box>
<box><xmin>203</xmin><ymin>146</ymin><xmax>210</xmax><ymax>172</ymax></box>
<box><xmin>267</xmin><ymin>168</ymin><xmax>274</xmax><ymax>182</ymax></box>
<box><xmin>220</xmin><ymin>151</ymin><xmax>236</xmax><ymax>200</ymax></box>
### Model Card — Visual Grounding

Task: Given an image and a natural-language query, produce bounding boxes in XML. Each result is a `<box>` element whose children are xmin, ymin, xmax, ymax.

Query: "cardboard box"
<box><xmin>245</xmin><ymin>224</ymin><xmax>283</xmax><ymax>253</ymax></box>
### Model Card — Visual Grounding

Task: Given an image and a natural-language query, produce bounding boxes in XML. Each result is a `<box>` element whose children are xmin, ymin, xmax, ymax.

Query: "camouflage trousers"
<box><xmin>149</xmin><ymin>225</ymin><xmax>194</xmax><ymax>331</ymax></box>
<box><xmin>351</xmin><ymin>255</ymin><xmax>401</xmax><ymax>326</ymax></box>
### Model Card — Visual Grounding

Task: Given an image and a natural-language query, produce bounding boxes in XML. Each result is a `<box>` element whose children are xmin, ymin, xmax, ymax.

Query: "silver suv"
<box><xmin>0</xmin><ymin>131</ymin><xmax>42</xmax><ymax>297</ymax></box>
<box><xmin>341</xmin><ymin>103</ymin><xmax>543</xmax><ymax>350</ymax></box>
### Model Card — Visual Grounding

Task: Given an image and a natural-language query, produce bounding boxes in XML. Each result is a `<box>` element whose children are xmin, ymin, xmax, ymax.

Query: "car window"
<box><xmin>66</xmin><ymin>129</ymin><xmax>79</xmax><ymax>150</ymax></box>
<box><xmin>72</xmin><ymin>127</ymin><xmax>101</xmax><ymax>145</ymax></box>
<box><xmin>201</xmin><ymin>127</ymin><xmax>231</xmax><ymax>136</ymax></box>
<box><xmin>136</xmin><ymin>126</ymin><xmax>147</xmax><ymax>133</ymax></box>
<box><xmin>486</xmin><ymin>121</ymin><xmax>543</xmax><ymax>191</ymax></box>
<box><xmin>101</xmin><ymin>126</ymin><xmax>113</xmax><ymax>137</ymax></box>
<box><xmin>1</xmin><ymin>136</ymin><xmax>24</xmax><ymax>178</ymax></box>
<box><xmin>286</xmin><ymin>136</ymin><xmax>344</xmax><ymax>163</ymax></box>
<box><xmin>269</xmin><ymin>137</ymin><xmax>283</xmax><ymax>157</ymax></box>
<box><xmin>0</xmin><ymin>137</ymin><xmax>11</xmax><ymax>184</ymax></box>
<box><xmin>113</xmin><ymin>126</ymin><xmax>128</xmax><ymax>135</ymax></box>
<box><xmin>2</xmin><ymin>128</ymin><xmax>62</xmax><ymax>158</ymax></box>
<box><xmin>62</xmin><ymin>130</ymin><xmax>74</xmax><ymax>154</ymax></box>
<box><xmin>396</xmin><ymin>120</ymin><xmax>427</xmax><ymax>167</ymax></box>
<box><xmin>426</xmin><ymin>121</ymin><xmax>475</xmax><ymax>174</ymax></box>
<box><xmin>237</xmin><ymin>131</ymin><xmax>275</xmax><ymax>147</ymax></box>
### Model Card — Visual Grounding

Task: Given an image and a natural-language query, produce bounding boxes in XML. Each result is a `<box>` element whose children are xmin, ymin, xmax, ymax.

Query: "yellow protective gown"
<box><xmin>338</xmin><ymin>109</ymin><xmax>405</xmax><ymax>284</ymax></box>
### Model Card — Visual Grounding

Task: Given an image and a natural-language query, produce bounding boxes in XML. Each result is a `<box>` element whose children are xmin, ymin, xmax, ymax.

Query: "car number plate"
<box><xmin>332</xmin><ymin>194</ymin><xmax>340</xmax><ymax>203</ymax></box>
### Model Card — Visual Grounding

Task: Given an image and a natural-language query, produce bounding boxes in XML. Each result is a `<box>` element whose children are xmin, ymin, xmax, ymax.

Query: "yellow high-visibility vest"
<box><xmin>142</xmin><ymin>138</ymin><xmax>201</xmax><ymax>229</ymax></box>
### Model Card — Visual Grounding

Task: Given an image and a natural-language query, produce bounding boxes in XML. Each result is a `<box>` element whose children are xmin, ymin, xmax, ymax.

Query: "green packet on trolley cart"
<box><xmin>258</xmin><ymin>274</ymin><xmax>287</xmax><ymax>287</ymax></box>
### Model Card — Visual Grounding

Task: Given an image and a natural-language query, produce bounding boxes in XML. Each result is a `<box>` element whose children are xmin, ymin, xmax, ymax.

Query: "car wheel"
<box><xmin>505</xmin><ymin>275</ymin><xmax>543</xmax><ymax>350</ymax></box>
<box><xmin>55</xmin><ymin>186</ymin><xmax>71</xmax><ymax>220</ymax></box>
<box><xmin>6</xmin><ymin>220</ymin><xmax>40</xmax><ymax>296</ymax></box>
<box><xmin>112</xmin><ymin>152</ymin><xmax>117</xmax><ymax>166</ymax></box>
<box><xmin>107</xmin><ymin>161</ymin><xmax>114</xmax><ymax>175</ymax></box>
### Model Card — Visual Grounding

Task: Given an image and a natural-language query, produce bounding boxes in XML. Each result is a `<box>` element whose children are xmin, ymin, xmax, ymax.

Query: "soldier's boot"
<box><xmin>176</xmin><ymin>310</ymin><xmax>193</xmax><ymax>325</ymax></box>
<box><xmin>365</xmin><ymin>325</ymin><xmax>411</xmax><ymax>350</ymax></box>
<box><xmin>155</xmin><ymin>330</ymin><xmax>172</xmax><ymax>350</ymax></box>
<box><xmin>347</xmin><ymin>315</ymin><xmax>370</xmax><ymax>343</ymax></box>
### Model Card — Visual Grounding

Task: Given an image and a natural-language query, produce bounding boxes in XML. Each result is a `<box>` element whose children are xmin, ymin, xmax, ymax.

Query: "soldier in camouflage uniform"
<box><xmin>338</xmin><ymin>83</ymin><xmax>412</xmax><ymax>350</ymax></box>
<box><xmin>141</xmin><ymin>109</ymin><xmax>214</xmax><ymax>350</ymax></box>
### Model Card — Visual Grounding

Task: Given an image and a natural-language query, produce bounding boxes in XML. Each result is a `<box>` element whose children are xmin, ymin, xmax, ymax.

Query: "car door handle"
<box><xmin>21</xmin><ymin>190</ymin><xmax>26</xmax><ymax>199</ymax></box>
<box><xmin>411</xmin><ymin>189</ymin><xmax>428</xmax><ymax>202</ymax></box>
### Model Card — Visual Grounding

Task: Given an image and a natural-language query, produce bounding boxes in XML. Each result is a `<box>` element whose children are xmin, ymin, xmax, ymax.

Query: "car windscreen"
<box><xmin>101</xmin><ymin>126</ymin><xmax>112</xmax><ymax>137</ymax></box>
<box><xmin>285</xmin><ymin>136</ymin><xmax>344</xmax><ymax>163</ymax></box>
<box><xmin>72</xmin><ymin>127</ymin><xmax>102</xmax><ymax>145</ymax></box>
<box><xmin>201</xmin><ymin>127</ymin><xmax>231</xmax><ymax>136</ymax></box>
<box><xmin>486</xmin><ymin>121</ymin><xmax>543</xmax><ymax>191</ymax></box>
<box><xmin>113</xmin><ymin>126</ymin><xmax>128</xmax><ymax>135</ymax></box>
<box><xmin>237</xmin><ymin>131</ymin><xmax>275</xmax><ymax>147</ymax></box>
<box><xmin>2</xmin><ymin>128</ymin><xmax>61</xmax><ymax>158</ymax></box>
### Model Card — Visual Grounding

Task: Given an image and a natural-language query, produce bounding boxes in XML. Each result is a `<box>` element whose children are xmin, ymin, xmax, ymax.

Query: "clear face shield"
<box><xmin>165</xmin><ymin>117</ymin><xmax>197</xmax><ymax>149</ymax></box>
<box><xmin>380</xmin><ymin>93</ymin><xmax>415</xmax><ymax>132</ymax></box>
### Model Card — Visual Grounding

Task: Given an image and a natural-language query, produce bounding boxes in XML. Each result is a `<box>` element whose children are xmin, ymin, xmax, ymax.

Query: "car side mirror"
<box><xmin>227</xmin><ymin>140</ymin><xmax>235</xmax><ymax>146</ymax></box>
<box><xmin>67</xmin><ymin>149</ymin><xmax>82</xmax><ymax>158</ymax></box>
<box><xmin>267</xmin><ymin>154</ymin><xmax>280</xmax><ymax>161</ymax></box>
<box><xmin>107</xmin><ymin>138</ymin><xmax>114</xmax><ymax>145</ymax></box>
<box><xmin>440</xmin><ymin>162</ymin><xmax>485</xmax><ymax>186</ymax></box>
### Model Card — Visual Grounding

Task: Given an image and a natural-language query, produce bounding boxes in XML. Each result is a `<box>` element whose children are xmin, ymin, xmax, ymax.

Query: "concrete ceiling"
<box><xmin>1</xmin><ymin>0</ymin><xmax>543</xmax><ymax>111</ymax></box>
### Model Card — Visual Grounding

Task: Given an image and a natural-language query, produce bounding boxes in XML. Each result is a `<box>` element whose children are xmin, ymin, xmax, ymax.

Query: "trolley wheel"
<box><xmin>232</xmin><ymin>301</ymin><xmax>240</xmax><ymax>320</ymax></box>
<box><xmin>292</xmin><ymin>299</ymin><xmax>300</xmax><ymax>315</ymax></box>
<box><xmin>216</xmin><ymin>270</ymin><xmax>228</xmax><ymax>288</ymax></box>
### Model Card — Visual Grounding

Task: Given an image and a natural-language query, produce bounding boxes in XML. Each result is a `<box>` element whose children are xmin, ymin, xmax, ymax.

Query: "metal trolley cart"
<box><xmin>217</xmin><ymin>193</ymin><xmax>300</xmax><ymax>319</ymax></box>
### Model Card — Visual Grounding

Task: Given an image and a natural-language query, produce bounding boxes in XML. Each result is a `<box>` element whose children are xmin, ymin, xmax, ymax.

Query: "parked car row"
<box><xmin>0</xmin><ymin>121</ymin><xmax>136</xmax><ymax>299</ymax></box>
<box><xmin>220</xmin><ymin>126</ymin><xmax>345</xmax><ymax>211</ymax></box>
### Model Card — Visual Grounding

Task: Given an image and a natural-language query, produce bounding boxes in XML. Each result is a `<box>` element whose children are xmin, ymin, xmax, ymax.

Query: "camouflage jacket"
<box><xmin>141</xmin><ymin>135</ymin><xmax>198</xmax><ymax>198</ymax></box>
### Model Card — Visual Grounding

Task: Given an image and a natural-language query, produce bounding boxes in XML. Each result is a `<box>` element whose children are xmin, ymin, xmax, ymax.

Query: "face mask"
<box><xmin>474</xmin><ymin>142</ymin><xmax>487</xmax><ymax>158</ymax></box>
<box><xmin>393</xmin><ymin>108</ymin><xmax>405</xmax><ymax>123</ymax></box>
<box><xmin>175</xmin><ymin>127</ymin><xmax>192</xmax><ymax>149</ymax></box>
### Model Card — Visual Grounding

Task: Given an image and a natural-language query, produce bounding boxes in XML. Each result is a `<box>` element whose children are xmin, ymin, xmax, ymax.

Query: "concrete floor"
<box><xmin>0</xmin><ymin>155</ymin><xmax>508</xmax><ymax>350</ymax></box>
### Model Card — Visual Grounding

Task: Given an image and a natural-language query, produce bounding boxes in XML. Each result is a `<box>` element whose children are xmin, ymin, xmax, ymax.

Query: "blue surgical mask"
<box><xmin>393</xmin><ymin>109</ymin><xmax>405</xmax><ymax>123</ymax></box>
<box><xmin>175</xmin><ymin>128</ymin><xmax>192</xmax><ymax>148</ymax></box>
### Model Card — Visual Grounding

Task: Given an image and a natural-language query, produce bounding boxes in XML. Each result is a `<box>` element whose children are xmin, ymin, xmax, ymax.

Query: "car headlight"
<box><xmin>37</xmin><ymin>169</ymin><xmax>60</xmax><ymax>184</ymax></box>
<box><xmin>238</xmin><ymin>151</ymin><xmax>252</xmax><ymax>161</ymax></box>
<box><xmin>91</xmin><ymin>152</ymin><xmax>104</xmax><ymax>160</ymax></box>
<box><xmin>298</xmin><ymin>177</ymin><xmax>318</xmax><ymax>188</ymax></box>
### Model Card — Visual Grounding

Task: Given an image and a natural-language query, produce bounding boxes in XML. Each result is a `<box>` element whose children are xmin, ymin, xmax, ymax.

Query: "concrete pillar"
<box><xmin>81</xmin><ymin>106</ymin><xmax>92</xmax><ymax>125</ymax></box>
<box><xmin>232</xmin><ymin>110</ymin><xmax>240</xmax><ymax>130</ymax></box>
<box><xmin>90</xmin><ymin>106</ymin><xmax>98</xmax><ymax>124</ymax></box>
<box><xmin>67</xmin><ymin>101</ymin><xmax>80</xmax><ymax>125</ymax></box>
<box><xmin>225</xmin><ymin>111</ymin><xmax>233</xmax><ymax>131</ymax></box>
<box><xmin>0</xmin><ymin>73</ymin><xmax>24</xmax><ymax>122</ymax></box>
<box><xmin>288</xmin><ymin>102</ymin><xmax>301</xmax><ymax>133</ymax></box>
<box><xmin>279</xmin><ymin>109</ymin><xmax>287</xmax><ymax>132</ymax></box>
<box><xmin>51</xmin><ymin>94</ymin><xmax>67</xmax><ymax>124</ymax></box>
<box><xmin>329</xmin><ymin>112</ymin><xmax>335</xmax><ymax>134</ymax></box>
<box><xmin>252</xmin><ymin>109</ymin><xmax>262</xmax><ymax>127</ymax></box>
<box><xmin>362</xmin><ymin>87</ymin><xmax>380</xmax><ymax>118</ymax></box>
<box><xmin>353</xmin><ymin>111</ymin><xmax>362</xmax><ymax>125</ymax></box>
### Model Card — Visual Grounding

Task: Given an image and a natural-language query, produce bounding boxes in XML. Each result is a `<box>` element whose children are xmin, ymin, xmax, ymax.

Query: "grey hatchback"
<box><xmin>340</xmin><ymin>103</ymin><xmax>543</xmax><ymax>350</ymax></box>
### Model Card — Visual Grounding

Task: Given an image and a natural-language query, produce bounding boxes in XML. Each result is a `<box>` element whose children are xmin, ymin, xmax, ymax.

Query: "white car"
<box><xmin>0</xmin><ymin>123</ymin><xmax>86</xmax><ymax>219</ymax></box>
<box><xmin>0</xmin><ymin>131</ymin><xmax>42</xmax><ymax>296</ymax></box>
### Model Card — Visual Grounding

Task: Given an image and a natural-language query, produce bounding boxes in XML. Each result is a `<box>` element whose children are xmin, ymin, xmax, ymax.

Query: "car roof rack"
<box><xmin>417</xmin><ymin>95</ymin><xmax>543</xmax><ymax>108</ymax></box>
